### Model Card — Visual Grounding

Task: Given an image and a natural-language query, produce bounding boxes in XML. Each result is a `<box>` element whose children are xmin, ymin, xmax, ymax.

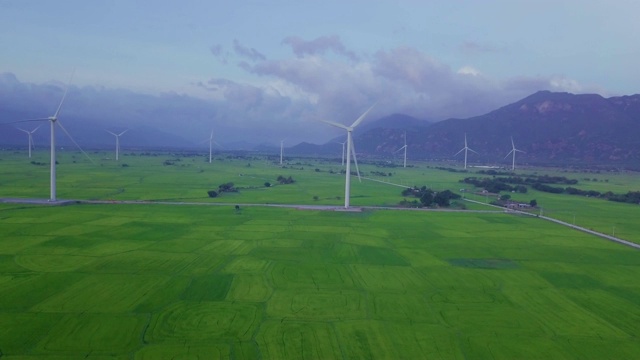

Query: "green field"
<box><xmin>1</xmin><ymin>202</ymin><xmax>640</xmax><ymax>358</ymax></box>
<box><xmin>1</xmin><ymin>150</ymin><xmax>640</xmax><ymax>358</ymax></box>
<box><xmin>2</xmin><ymin>149</ymin><xmax>639</xmax><ymax>243</ymax></box>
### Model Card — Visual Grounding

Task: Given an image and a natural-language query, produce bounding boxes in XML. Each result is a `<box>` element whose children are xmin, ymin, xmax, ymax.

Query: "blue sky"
<box><xmin>1</xmin><ymin>0</ymin><xmax>639</xmax><ymax>144</ymax></box>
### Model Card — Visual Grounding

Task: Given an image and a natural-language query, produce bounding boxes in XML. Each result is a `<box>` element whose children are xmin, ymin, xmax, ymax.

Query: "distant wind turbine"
<box><xmin>454</xmin><ymin>133</ymin><xmax>478</xmax><ymax>169</ymax></box>
<box><xmin>335</xmin><ymin>141</ymin><xmax>346</xmax><ymax>166</ymax></box>
<box><xmin>17</xmin><ymin>125</ymin><xmax>42</xmax><ymax>158</ymax></box>
<box><xmin>505</xmin><ymin>136</ymin><xmax>525</xmax><ymax>170</ymax></box>
<box><xmin>204</xmin><ymin>130</ymin><xmax>220</xmax><ymax>163</ymax></box>
<box><xmin>394</xmin><ymin>131</ymin><xmax>407</xmax><ymax>168</ymax></box>
<box><xmin>322</xmin><ymin>103</ymin><xmax>376</xmax><ymax>208</ymax></box>
<box><xmin>280</xmin><ymin>140</ymin><xmax>284</xmax><ymax>166</ymax></box>
<box><xmin>9</xmin><ymin>71</ymin><xmax>94</xmax><ymax>201</ymax></box>
<box><xmin>106</xmin><ymin>129</ymin><xmax>128</xmax><ymax>161</ymax></box>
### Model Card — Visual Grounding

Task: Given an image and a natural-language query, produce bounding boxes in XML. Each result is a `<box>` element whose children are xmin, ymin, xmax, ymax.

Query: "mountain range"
<box><xmin>2</xmin><ymin>89</ymin><xmax>640</xmax><ymax>167</ymax></box>
<box><xmin>292</xmin><ymin>91</ymin><xmax>640</xmax><ymax>167</ymax></box>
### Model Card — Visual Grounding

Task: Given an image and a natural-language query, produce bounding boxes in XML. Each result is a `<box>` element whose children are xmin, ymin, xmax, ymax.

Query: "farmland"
<box><xmin>1</xmin><ymin>149</ymin><xmax>640</xmax><ymax>358</ymax></box>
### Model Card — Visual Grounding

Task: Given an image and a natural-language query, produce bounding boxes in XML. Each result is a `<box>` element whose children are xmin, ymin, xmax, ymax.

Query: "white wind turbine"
<box><xmin>335</xmin><ymin>141</ymin><xmax>346</xmax><ymax>166</ymax></box>
<box><xmin>394</xmin><ymin>131</ymin><xmax>408</xmax><ymax>168</ymax></box>
<box><xmin>11</xmin><ymin>72</ymin><xmax>94</xmax><ymax>201</ymax></box>
<box><xmin>280</xmin><ymin>140</ymin><xmax>285</xmax><ymax>166</ymax></box>
<box><xmin>106</xmin><ymin>129</ymin><xmax>128</xmax><ymax>161</ymax></box>
<box><xmin>204</xmin><ymin>130</ymin><xmax>220</xmax><ymax>163</ymax></box>
<box><xmin>17</xmin><ymin>125</ymin><xmax>42</xmax><ymax>158</ymax></box>
<box><xmin>322</xmin><ymin>103</ymin><xmax>376</xmax><ymax>208</ymax></box>
<box><xmin>505</xmin><ymin>136</ymin><xmax>525</xmax><ymax>170</ymax></box>
<box><xmin>454</xmin><ymin>133</ymin><xmax>478</xmax><ymax>169</ymax></box>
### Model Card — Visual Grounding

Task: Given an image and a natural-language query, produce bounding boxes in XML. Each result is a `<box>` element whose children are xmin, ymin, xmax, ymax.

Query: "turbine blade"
<box><xmin>504</xmin><ymin>150</ymin><xmax>514</xmax><ymax>159</ymax></box>
<box><xmin>32</xmin><ymin>124</ymin><xmax>43</xmax><ymax>133</ymax></box>
<box><xmin>2</xmin><ymin>118</ymin><xmax>50</xmax><ymax>124</ymax></box>
<box><xmin>350</xmin><ymin>102</ymin><xmax>377</xmax><ymax>128</ymax></box>
<box><xmin>56</xmin><ymin>120</ymin><xmax>95</xmax><ymax>165</ymax></box>
<box><xmin>394</xmin><ymin>145</ymin><xmax>407</xmax><ymax>153</ymax></box>
<box><xmin>454</xmin><ymin>148</ymin><xmax>465</xmax><ymax>156</ymax></box>
<box><xmin>17</xmin><ymin>127</ymin><xmax>30</xmax><ymax>134</ymax></box>
<box><xmin>350</xmin><ymin>138</ymin><xmax>361</xmax><ymax>182</ymax></box>
<box><xmin>118</xmin><ymin>129</ymin><xmax>129</xmax><ymax>136</ymax></box>
<box><xmin>106</xmin><ymin>130</ymin><xmax>117</xmax><ymax>136</ymax></box>
<box><xmin>53</xmin><ymin>70</ymin><xmax>75</xmax><ymax>119</ymax></box>
<box><xmin>511</xmin><ymin>137</ymin><xmax>515</xmax><ymax>149</ymax></box>
<box><xmin>468</xmin><ymin>148</ymin><xmax>479</xmax><ymax>155</ymax></box>
<box><xmin>321</xmin><ymin>120</ymin><xmax>349</xmax><ymax>130</ymax></box>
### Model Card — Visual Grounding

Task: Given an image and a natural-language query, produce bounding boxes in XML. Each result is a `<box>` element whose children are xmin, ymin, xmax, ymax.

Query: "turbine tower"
<box><xmin>454</xmin><ymin>133</ymin><xmax>478</xmax><ymax>169</ymax></box>
<box><xmin>11</xmin><ymin>71</ymin><xmax>93</xmax><ymax>201</ymax></box>
<box><xmin>106</xmin><ymin>129</ymin><xmax>128</xmax><ymax>161</ymax></box>
<box><xmin>280</xmin><ymin>140</ymin><xmax>284</xmax><ymax>166</ymax></box>
<box><xmin>339</xmin><ymin>141</ymin><xmax>346</xmax><ymax>166</ymax></box>
<box><xmin>17</xmin><ymin>125</ymin><xmax>42</xmax><ymax>158</ymax></box>
<box><xmin>505</xmin><ymin>136</ymin><xmax>525</xmax><ymax>170</ymax></box>
<box><xmin>205</xmin><ymin>130</ymin><xmax>220</xmax><ymax>163</ymax></box>
<box><xmin>394</xmin><ymin>131</ymin><xmax>407</xmax><ymax>168</ymax></box>
<box><xmin>322</xmin><ymin>103</ymin><xmax>376</xmax><ymax>208</ymax></box>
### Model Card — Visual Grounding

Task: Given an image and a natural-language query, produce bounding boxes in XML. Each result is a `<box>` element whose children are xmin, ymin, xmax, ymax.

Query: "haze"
<box><xmin>1</xmin><ymin>0</ymin><xmax>639</xmax><ymax>146</ymax></box>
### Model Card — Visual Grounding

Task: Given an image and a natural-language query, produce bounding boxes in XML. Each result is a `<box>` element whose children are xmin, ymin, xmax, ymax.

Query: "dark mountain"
<box><xmin>349</xmin><ymin>91</ymin><xmax>640</xmax><ymax>166</ymax></box>
<box><xmin>357</xmin><ymin>113</ymin><xmax>431</xmax><ymax>132</ymax></box>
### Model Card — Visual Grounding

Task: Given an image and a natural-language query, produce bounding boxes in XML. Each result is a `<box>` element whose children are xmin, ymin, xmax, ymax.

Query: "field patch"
<box><xmin>449</xmin><ymin>258</ymin><xmax>520</xmax><ymax>269</ymax></box>
<box><xmin>267</xmin><ymin>289</ymin><xmax>366</xmax><ymax>320</ymax></box>
<box><xmin>356</xmin><ymin>245</ymin><xmax>410</xmax><ymax>266</ymax></box>
<box><xmin>0</xmin><ymin>312</ymin><xmax>63</xmax><ymax>354</ymax></box>
<box><xmin>0</xmin><ymin>235</ymin><xmax>53</xmax><ymax>254</ymax></box>
<box><xmin>181</xmin><ymin>274</ymin><xmax>234</xmax><ymax>301</ymax></box>
<box><xmin>146</xmin><ymin>301</ymin><xmax>261</xmax><ymax>343</ymax></box>
<box><xmin>0</xmin><ymin>273</ymin><xmax>82</xmax><ymax>311</ymax></box>
<box><xmin>85</xmin><ymin>251</ymin><xmax>195</xmax><ymax>274</ymax></box>
<box><xmin>370</xmin><ymin>293</ymin><xmax>439</xmax><ymax>322</ymax></box>
<box><xmin>270</xmin><ymin>262</ymin><xmax>356</xmax><ymax>289</ymax></box>
<box><xmin>200</xmin><ymin>240</ymin><xmax>255</xmax><ymax>255</ymax></box>
<box><xmin>351</xmin><ymin>264</ymin><xmax>429</xmax><ymax>291</ymax></box>
<box><xmin>31</xmin><ymin>274</ymin><xmax>169</xmax><ymax>313</ymax></box>
<box><xmin>222</xmin><ymin>256</ymin><xmax>270</xmax><ymax>273</ymax></box>
<box><xmin>226</xmin><ymin>273</ymin><xmax>272</xmax><ymax>302</ymax></box>
<box><xmin>256</xmin><ymin>320</ymin><xmax>342</xmax><ymax>359</ymax></box>
<box><xmin>36</xmin><ymin>313</ymin><xmax>147</xmax><ymax>355</ymax></box>
<box><xmin>134</xmin><ymin>343</ymin><xmax>231</xmax><ymax>359</ymax></box>
<box><xmin>15</xmin><ymin>254</ymin><xmax>96</xmax><ymax>272</ymax></box>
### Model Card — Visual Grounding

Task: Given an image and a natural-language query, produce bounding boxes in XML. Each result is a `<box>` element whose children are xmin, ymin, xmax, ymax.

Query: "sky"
<box><xmin>1</xmin><ymin>0</ymin><xmax>639</xmax><ymax>145</ymax></box>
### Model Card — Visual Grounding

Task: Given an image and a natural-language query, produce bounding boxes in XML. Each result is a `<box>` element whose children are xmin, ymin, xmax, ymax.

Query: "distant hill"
<box><xmin>348</xmin><ymin>91</ymin><xmax>640</xmax><ymax>167</ymax></box>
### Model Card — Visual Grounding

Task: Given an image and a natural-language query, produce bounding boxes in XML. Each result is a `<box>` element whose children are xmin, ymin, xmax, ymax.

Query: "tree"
<box><xmin>500</xmin><ymin>194</ymin><xmax>511</xmax><ymax>201</ymax></box>
<box><xmin>530</xmin><ymin>199</ymin><xmax>537</xmax><ymax>207</ymax></box>
<box><xmin>207</xmin><ymin>190</ymin><xmax>218</xmax><ymax>198</ymax></box>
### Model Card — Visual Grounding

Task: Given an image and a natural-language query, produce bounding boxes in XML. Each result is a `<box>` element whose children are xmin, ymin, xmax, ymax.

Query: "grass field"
<box><xmin>1</xmin><ymin>202</ymin><xmax>640</xmax><ymax>358</ymax></box>
<box><xmin>2</xmin><ymin>149</ymin><xmax>639</xmax><ymax>243</ymax></box>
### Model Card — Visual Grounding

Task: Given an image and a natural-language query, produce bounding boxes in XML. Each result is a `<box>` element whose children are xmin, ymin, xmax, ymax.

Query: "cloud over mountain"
<box><xmin>1</xmin><ymin>36</ymin><xmax>608</xmax><ymax>147</ymax></box>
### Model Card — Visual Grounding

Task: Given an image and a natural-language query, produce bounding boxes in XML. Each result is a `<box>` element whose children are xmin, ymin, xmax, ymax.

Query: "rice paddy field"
<box><xmin>1</xmin><ymin>149</ymin><xmax>640</xmax><ymax>358</ymax></box>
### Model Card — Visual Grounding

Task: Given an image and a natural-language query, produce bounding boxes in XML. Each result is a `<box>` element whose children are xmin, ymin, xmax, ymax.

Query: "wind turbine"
<box><xmin>280</xmin><ymin>140</ymin><xmax>284</xmax><ymax>166</ymax></box>
<box><xmin>505</xmin><ymin>136</ymin><xmax>525</xmax><ymax>170</ymax></box>
<box><xmin>204</xmin><ymin>130</ymin><xmax>220</xmax><ymax>163</ymax></box>
<box><xmin>454</xmin><ymin>133</ymin><xmax>478</xmax><ymax>169</ymax></box>
<box><xmin>106</xmin><ymin>129</ymin><xmax>128</xmax><ymax>161</ymax></box>
<box><xmin>335</xmin><ymin>141</ymin><xmax>346</xmax><ymax>166</ymax></box>
<box><xmin>16</xmin><ymin>125</ymin><xmax>42</xmax><ymax>158</ymax></box>
<box><xmin>394</xmin><ymin>131</ymin><xmax>407</xmax><ymax>168</ymax></box>
<box><xmin>322</xmin><ymin>103</ymin><xmax>376</xmax><ymax>208</ymax></box>
<box><xmin>10</xmin><ymin>71</ymin><xmax>93</xmax><ymax>201</ymax></box>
